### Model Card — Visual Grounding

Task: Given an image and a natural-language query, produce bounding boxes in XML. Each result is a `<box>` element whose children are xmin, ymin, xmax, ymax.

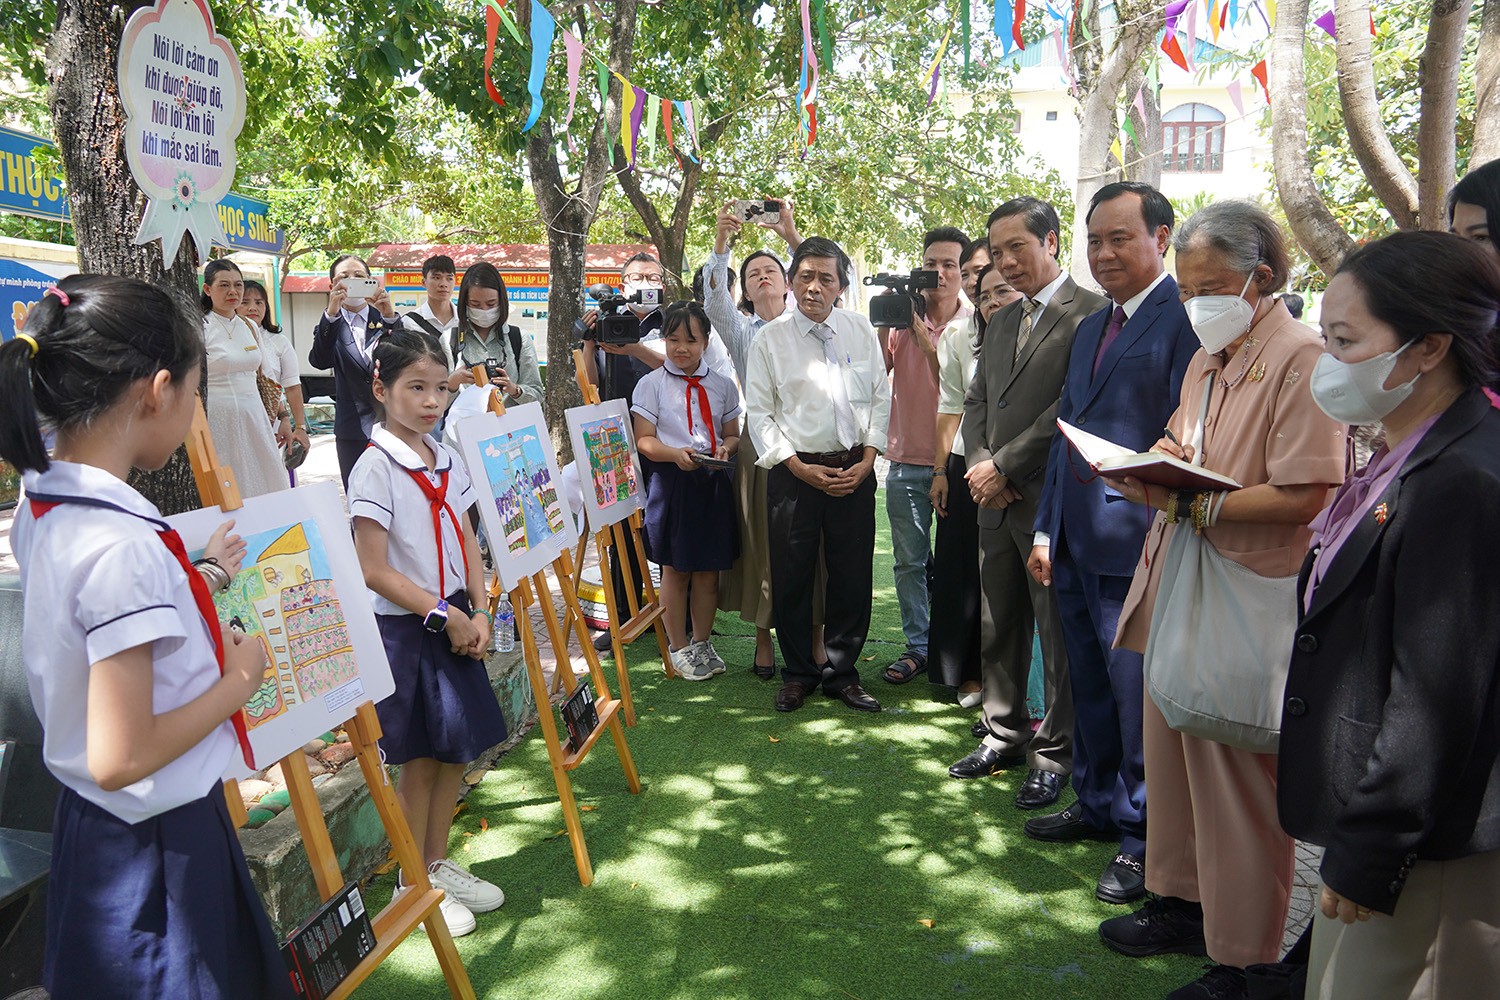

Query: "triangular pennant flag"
<box><xmin>642</xmin><ymin>94</ymin><xmax>659</xmax><ymax>158</ymax></box>
<box><xmin>815</xmin><ymin>0</ymin><xmax>834</xmax><ymax>75</ymax></box>
<box><xmin>1121</xmin><ymin>115</ymin><xmax>1139</xmax><ymax>150</ymax></box>
<box><xmin>561</xmin><ymin>28</ymin><xmax>583</xmax><ymax>134</ymax></box>
<box><xmin>1013</xmin><ymin>0</ymin><xmax>1027</xmax><ymax>50</ymax></box>
<box><xmin>598</xmin><ymin>62</ymin><xmax>614</xmax><ymax>165</ymax></box>
<box><xmin>485</xmin><ymin>0</ymin><xmax>525</xmax><ymax>46</ymax></box>
<box><xmin>483</xmin><ymin>3</ymin><xmax>505</xmax><ymax>106</ymax></box>
<box><xmin>1250</xmin><ymin>58</ymin><xmax>1271</xmax><ymax>104</ymax></box>
<box><xmin>994</xmin><ymin>0</ymin><xmax>1016</xmax><ymax>55</ymax></box>
<box><xmin>1314</xmin><ymin>9</ymin><xmax>1335</xmax><ymax>38</ymax></box>
<box><xmin>613</xmin><ymin>73</ymin><xmax>637</xmax><ymax>163</ymax></box>
<box><xmin>1226</xmin><ymin>79</ymin><xmax>1245</xmax><ymax>117</ymax></box>
<box><xmin>1161</xmin><ymin>32</ymin><xmax>1189</xmax><ymax>72</ymax></box>
<box><xmin>961</xmin><ymin>0</ymin><xmax>971</xmax><ymax>71</ymax></box>
<box><xmin>661</xmin><ymin>97</ymin><xmax>677</xmax><ymax>160</ymax></box>
<box><xmin>682</xmin><ymin>100</ymin><xmax>701</xmax><ymax>159</ymax></box>
<box><xmin>1184</xmin><ymin>0</ymin><xmax>1198</xmax><ymax>68</ymax></box>
<box><xmin>1267</xmin><ymin>0</ymin><xmax>1277</xmax><ymax>27</ymax></box>
<box><xmin>627</xmin><ymin>84</ymin><xmax>646</xmax><ymax>166</ymax></box>
<box><xmin>1132</xmin><ymin>86</ymin><xmax>1147</xmax><ymax>124</ymax></box>
<box><xmin>925</xmin><ymin>27</ymin><xmax>954</xmax><ymax>104</ymax></box>
<box><xmin>1110</xmin><ymin>136</ymin><xmax>1125</xmax><ymax>167</ymax></box>
<box><xmin>1164</xmin><ymin>0</ymin><xmax>1191</xmax><ymax>35</ymax></box>
<box><xmin>521</xmin><ymin>0</ymin><xmax>556</xmax><ymax>133</ymax></box>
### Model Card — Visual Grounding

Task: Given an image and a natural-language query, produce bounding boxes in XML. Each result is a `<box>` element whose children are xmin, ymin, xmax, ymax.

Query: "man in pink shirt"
<box><xmin>879</xmin><ymin>227</ymin><xmax>971</xmax><ymax>684</ymax></box>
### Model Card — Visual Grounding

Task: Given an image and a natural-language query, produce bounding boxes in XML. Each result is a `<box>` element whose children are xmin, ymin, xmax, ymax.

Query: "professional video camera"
<box><xmin>580</xmin><ymin>282</ymin><xmax>662</xmax><ymax>345</ymax></box>
<box><xmin>863</xmin><ymin>269</ymin><xmax>939</xmax><ymax>329</ymax></box>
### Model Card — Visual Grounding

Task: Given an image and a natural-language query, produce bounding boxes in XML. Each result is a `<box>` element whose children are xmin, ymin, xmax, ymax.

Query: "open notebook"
<box><xmin>1057</xmin><ymin>419</ymin><xmax>1242</xmax><ymax>491</ymax></box>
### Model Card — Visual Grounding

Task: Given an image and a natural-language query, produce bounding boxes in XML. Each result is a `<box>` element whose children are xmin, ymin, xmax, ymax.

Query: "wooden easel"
<box><xmin>473</xmin><ymin>373</ymin><xmax>642</xmax><ymax>886</ymax></box>
<box><xmin>569</xmin><ymin>348</ymin><xmax>674</xmax><ymax>722</ymax></box>
<box><xmin>187</xmin><ymin>404</ymin><xmax>474</xmax><ymax>1000</ymax></box>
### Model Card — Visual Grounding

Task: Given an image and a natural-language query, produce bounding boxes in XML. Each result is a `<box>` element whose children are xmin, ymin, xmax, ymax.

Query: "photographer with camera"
<box><xmin>745</xmin><ymin>237</ymin><xmax>890</xmax><ymax>716</ymax></box>
<box><xmin>872</xmin><ymin>227</ymin><xmax>971</xmax><ymax>689</ymax></box>
<box><xmin>445</xmin><ymin>262</ymin><xmax>541</xmax><ymax>405</ymax></box>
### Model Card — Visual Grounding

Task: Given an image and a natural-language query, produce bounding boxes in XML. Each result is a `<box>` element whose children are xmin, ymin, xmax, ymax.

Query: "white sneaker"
<box><xmin>428</xmin><ymin>858</ymin><xmax>505</xmax><ymax>912</ymax></box>
<box><xmin>670</xmin><ymin>643</ymin><xmax>715</xmax><ymax>681</ymax></box>
<box><xmin>396</xmin><ymin>870</ymin><xmax>478</xmax><ymax>938</ymax></box>
<box><xmin>693</xmin><ymin>640</ymin><xmax>727</xmax><ymax>676</ymax></box>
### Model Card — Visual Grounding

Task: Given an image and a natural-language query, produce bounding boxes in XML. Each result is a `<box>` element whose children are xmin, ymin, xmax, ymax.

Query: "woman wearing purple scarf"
<box><xmin>1280</xmin><ymin>231</ymin><xmax>1500</xmax><ymax>998</ymax></box>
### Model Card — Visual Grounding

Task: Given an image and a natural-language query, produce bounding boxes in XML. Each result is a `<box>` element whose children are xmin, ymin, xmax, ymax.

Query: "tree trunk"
<box><xmin>1071</xmin><ymin>0</ymin><xmax>1158</xmax><ymax>280</ymax></box>
<box><xmin>525</xmin><ymin>0</ymin><xmax>640</xmax><ymax>460</ymax></box>
<box><xmin>1335</xmin><ymin>0</ymin><xmax>1419</xmax><ymax>228</ymax></box>
<box><xmin>1472</xmin><ymin>0</ymin><xmax>1500</xmax><ymax>166</ymax></box>
<box><xmin>48</xmin><ymin>0</ymin><xmax>206</xmax><ymax>516</ymax></box>
<box><xmin>1121</xmin><ymin>64</ymin><xmax>1162</xmax><ymax>189</ymax></box>
<box><xmin>1270</xmin><ymin>0</ymin><xmax>1356</xmax><ymax>276</ymax></box>
<box><xmin>1416</xmin><ymin>0</ymin><xmax>1475</xmax><ymax>227</ymax></box>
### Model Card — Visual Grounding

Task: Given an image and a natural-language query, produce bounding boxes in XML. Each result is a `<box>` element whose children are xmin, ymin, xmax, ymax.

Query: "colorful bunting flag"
<box><xmin>1250</xmin><ymin>58</ymin><xmax>1271</xmax><ymax>104</ymax></box>
<box><xmin>924</xmin><ymin>28</ymin><xmax>954</xmax><ymax>104</ymax></box>
<box><xmin>643</xmin><ymin>93</ymin><xmax>659</xmax><ymax>158</ymax></box>
<box><xmin>1013</xmin><ymin>0</ymin><xmax>1028</xmax><ymax>51</ymax></box>
<box><xmin>1164</xmin><ymin>0</ymin><xmax>1191</xmax><ymax>36</ymax></box>
<box><xmin>560</xmin><ymin>28</ymin><xmax>583</xmax><ymax>145</ymax></box>
<box><xmin>798</xmin><ymin>0</ymin><xmax>820</xmax><ymax>147</ymax></box>
<box><xmin>1313</xmin><ymin>9</ymin><xmax>1335</xmax><ymax>38</ymax></box>
<box><xmin>521</xmin><ymin>0</ymin><xmax>556</xmax><ymax>132</ymax></box>
<box><xmin>1110</xmin><ymin>137</ymin><xmax>1125</xmax><ymax>167</ymax></box>
<box><xmin>1226</xmin><ymin>78</ymin><xmax>1245</xmax><ymax>117</ymax></box>
<box><xmin>961</xmin><ymin>0</ymin><xmax>971</xmax><ymax>71</ymax></box>
<box><xmin>1121</xmin><ymin>115</ymin><xmax>1139</xmax><ymax>150</ymax></box>
<box><xmin>1161</xmin><ymin>32</ymin><xmax>1189</xmax><ymax>72</ymax></box>
<box><xmin>483</xmin><ymin>2</ymin><xmax>505</xmax><ymax>106</ymax></box>
<box><xmin>674</xmin><ymin>100</ymin><xmax>701</xmax><ymax>162</ymax></box>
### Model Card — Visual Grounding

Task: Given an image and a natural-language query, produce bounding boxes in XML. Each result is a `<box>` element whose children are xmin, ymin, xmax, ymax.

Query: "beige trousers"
<box><xmin>1307</xmin><ymin>848</ymin><xmax>1500</xmax><ymax>1000</ymax></box>
<box><xmin>1143</xmin><ymin>693</ymin><xmax>1294</xmax><ymax>968</ymax></box>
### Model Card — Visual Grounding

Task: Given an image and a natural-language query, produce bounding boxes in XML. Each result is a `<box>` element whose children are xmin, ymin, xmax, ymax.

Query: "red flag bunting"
<box><xmin>1250</xmin><ymin>58</ymin><xmax>1270</xmax><ymax>105</ymax></box>
<box><xmin>1161</xmin><ymin>32</ymin><xmax>1189</xmax><ymax>72</ymax></box>
<box><xmin>1013</xmin><ymin>0</ymin><xmax>1027</xmax><ymax>51</ymax></box>
<box><xmin>484</xmin><ymin>3</ymin><xmax>505</xmax><ymax>106</ymax></box>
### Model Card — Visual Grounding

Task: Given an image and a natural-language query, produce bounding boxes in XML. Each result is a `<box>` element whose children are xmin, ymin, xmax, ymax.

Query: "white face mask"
<box><xmin>1183</xmin><ymin>271</ymin><xmax>1256</xmax><ymax>355</ymax></box>
<box><xmin>468</xmin><ymin>306</ymin><xmax>500</xmax><ymax>328</ymax></box>
<box><xmin>1310</xmin><ymin>338</ymin><xmax>1420</xmax><ymax>425</ymax></box>
<box><xmin>344</xmin><ymin>297</ymin><xmax>367</xmax><ymax>310</ymax></box>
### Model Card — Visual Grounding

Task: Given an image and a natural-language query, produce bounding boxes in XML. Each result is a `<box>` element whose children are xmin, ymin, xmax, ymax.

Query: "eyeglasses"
<box><xmin>624</xmin><ymin>273</ymin><xmax>664</xmax><ymax>285</ymax></box>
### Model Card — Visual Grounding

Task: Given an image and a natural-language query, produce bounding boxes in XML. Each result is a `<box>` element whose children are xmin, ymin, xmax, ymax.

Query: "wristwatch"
<box><xmin>423</xmin><ymin>599</ymin><xmax>450</xmax><ymax>633</ymax></box>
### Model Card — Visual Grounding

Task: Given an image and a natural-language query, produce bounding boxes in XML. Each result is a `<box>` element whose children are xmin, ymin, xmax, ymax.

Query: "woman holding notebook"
<box><xmin>1097</xmin><ymin>202</ymin><xmax>1347</xmax><ymax>1000</ymax></box>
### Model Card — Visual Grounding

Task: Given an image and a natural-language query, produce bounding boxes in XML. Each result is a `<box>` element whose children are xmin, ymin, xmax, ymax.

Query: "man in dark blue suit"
<box><xmin>1023</xmin><ymin>182</ymin><xmax>1198</xmax><ymax>905</ymax></box>
<box><xmin>309</xmin><ymin>253</ymin><xmax>403</xmax><ymax>486</ymax></box>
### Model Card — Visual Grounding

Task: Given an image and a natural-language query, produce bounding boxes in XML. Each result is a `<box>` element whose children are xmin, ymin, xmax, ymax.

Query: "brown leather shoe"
<box><xmin>775</xmin><ymin>681</ymin><xmax>814</xmax><ymax>712</ymax></box>
<box><xmin>827</xmin><ymin>683</ymin><xmax>881</xmax><ymax>712</ymax></box>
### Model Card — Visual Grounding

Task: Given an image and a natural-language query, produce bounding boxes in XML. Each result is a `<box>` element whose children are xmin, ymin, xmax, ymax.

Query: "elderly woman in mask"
<box><xmin>1099</xmin><ymin>201</ymin><xmax>1348</xmax><ymax>1000</ymax></box>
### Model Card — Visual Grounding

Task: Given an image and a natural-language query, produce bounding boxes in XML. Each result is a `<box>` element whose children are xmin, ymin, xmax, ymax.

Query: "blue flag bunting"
<box><xmin>522</xmin><ymin>0</ymin><xmax>556</xmax><ymax>133</ymax></box>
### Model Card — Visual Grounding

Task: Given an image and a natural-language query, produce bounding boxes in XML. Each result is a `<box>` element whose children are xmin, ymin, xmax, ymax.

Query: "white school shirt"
<box><xmin>403</xmin><ymin>301</ymin><xmax>461</xmax><ymax>367</ymax></box>
<box><xmin>13</xmin><ymin>462</ymin><xmax>237</xmax><ymax>824</ymax></box>
<box><xmin>259</xmin><ymin>328</ymin><xmax>302</xmax><ymax>391</ymax></box>
<box><xmin>346</xmin><ymin>424</ymin><xmax>478</xmax><ymax>614</ymax></box>
<box><xmin>744</xmin><ymin>305</ymin><xmax>892</xmax><ymax>469</ymax></box>
<box><xmin>630</xmin><ymin>358</ymin><xmax>744</xmax><ymax>452</ymax></box>
<box><xmin>936</xmin><ymin>316</ymin><xmax>980</xmax><ymax>458</ymax></box>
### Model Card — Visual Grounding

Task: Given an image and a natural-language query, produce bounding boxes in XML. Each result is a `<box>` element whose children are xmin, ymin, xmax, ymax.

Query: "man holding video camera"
<box><xmin>874</xmin><ymin>227</ymin><xmax>972</xmax><ymax>689</ymax></box>
<box><xmin>746</xmin><ymin>237</ymin><xmax>891</xmax><ymax>715</ymax></box>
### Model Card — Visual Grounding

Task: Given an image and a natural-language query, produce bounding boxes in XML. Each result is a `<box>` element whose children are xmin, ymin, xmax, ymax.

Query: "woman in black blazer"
<box><xmin>1281</xmin><ymin>231</ymin><xmax>1500</xmax><ymax>998</ymax></box>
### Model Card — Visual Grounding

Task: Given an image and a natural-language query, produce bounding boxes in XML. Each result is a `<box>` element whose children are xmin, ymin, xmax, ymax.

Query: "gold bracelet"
<box><xmin>1191</xmin><ymin>492</ymin><xmax>1211</xmax><ymax>533</ymax></box>
<box><xmin>1164</xmin><ymin>489</ymin><xmax>1180</xmax><ymax>524</ymax></box>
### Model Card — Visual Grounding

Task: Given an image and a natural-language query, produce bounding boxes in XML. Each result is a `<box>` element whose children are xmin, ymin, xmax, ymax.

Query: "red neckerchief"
<box><xmin>670</xmin><ymin>366</ymin><xmax>717</xmax><ymax>453</ymax></box>
<box><xmin>27</xmin><ymin>494</ymin><xmax>255</xmax><ymax>770</ymax></box>
<box><xmin>367</xmin><ymin>442</ymin><xmax>470</xmax><ymax>599</ymax></box>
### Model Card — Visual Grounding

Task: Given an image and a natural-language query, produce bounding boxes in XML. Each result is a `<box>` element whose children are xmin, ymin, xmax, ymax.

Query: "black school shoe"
<box><xmin>1167</xmin><ymin>964</ymin><xmax>1248</xmax><ymax>1000</ymax></box>
<box><xmin>1096</xmin><ymin>852</ymin><xmax>1146</xmax><ymax>904</ymax></box>
<box><xmin>1098</xmin><ymin>895</ymin><xmax>1206</xmax><ymax>957</ymax></box>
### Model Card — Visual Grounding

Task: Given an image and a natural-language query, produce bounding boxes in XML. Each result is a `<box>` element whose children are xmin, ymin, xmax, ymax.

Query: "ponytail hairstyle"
<box><xmin>660</xmin><ymin>300</ymin><xmax>712</xmax><ymax>344</ymax></box>
<box><xmin>242</xmin><ymin>279</ymin><xmax>281</xmax><ymax>334</ymax></box>
<box><xmin>200</xmin><ymin>258</ymin><xmax>243</xmax><ymax>314</ymax></box>
<box><xmin>369</xmin><ymin>328</ymin><xmax>450</xmax><ymax>421</ymax></box>
<box><xmin>0</xmin><ymin>275</ymin><xmax>204</xmax><ymax>474</ymax></box>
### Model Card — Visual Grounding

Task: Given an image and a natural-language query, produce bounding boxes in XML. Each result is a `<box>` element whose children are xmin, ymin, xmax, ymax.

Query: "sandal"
<box><xmin>882</xmin><ymin>653</ymin><xmax>925</xmax><ymax>685</ymax></box>
<box><xmin>752</xmin><ymin>661</ymin><xmax>776</xmax><ymax>680</ymax></box>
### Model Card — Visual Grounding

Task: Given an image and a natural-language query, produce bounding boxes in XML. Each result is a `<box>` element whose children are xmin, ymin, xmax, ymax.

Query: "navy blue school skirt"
<box><xmin>641</xmin><ymin>458</ymin><xmax>740</xmax><ymax>573</ymax></box>
<box><xmin>374</xmin><ymin>591</ymin><xmax>508</xmax><ymax>766</ymax></box>
<box><xmin>46</xmin><ymin>781</ymin><xmax>294</xmax><ymax>1000</ymax></box>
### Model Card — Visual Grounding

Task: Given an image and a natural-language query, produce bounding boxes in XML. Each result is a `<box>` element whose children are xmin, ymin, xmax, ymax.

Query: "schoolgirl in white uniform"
<box><xmin>631</xmin><ymin>301</ymin><xmax>743</xmax><ymax>681</ymax></box>
<box><xmin>2</xmin><ymin>276</ymin><xmax>291</xmax><ymax>999</ymax></box>
<box><xmin>346</xmin><ymin>329</ymin><xmax>508</xmax><ymax>938</ymax></box>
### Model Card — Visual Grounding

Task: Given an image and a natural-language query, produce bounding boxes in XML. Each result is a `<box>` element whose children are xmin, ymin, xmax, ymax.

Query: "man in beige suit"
<box><xmin>948</xmin><ymin>197</ymin><xmax>1107</xmax><ymax>812</ymax></box>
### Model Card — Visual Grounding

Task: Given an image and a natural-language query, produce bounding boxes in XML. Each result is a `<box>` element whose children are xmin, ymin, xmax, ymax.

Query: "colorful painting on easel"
<box><xmin>565</xmin><ymin>399</ymin><xmax>646</xmax><ymax>534</ymax></box>
<box><xmin>210</xmin><ymin>520</ymin><xmax>359</xmax><ymax>730</ymax></box>
<box><xmin>168</xmin><ymin>481</ymin><xmax>395</xmax><ymax>775</ymax></box>
<box><xmin>453</xmin><ymin>401</ymin><xmax>579</xmax><ymax>591</ymax></box>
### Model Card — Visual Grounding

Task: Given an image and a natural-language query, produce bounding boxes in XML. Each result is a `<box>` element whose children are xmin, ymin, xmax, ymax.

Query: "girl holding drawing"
<box><xmin>347</xmin><ymin>328</ymin><xmax>508</xmax><ymax>939</ymax></box>
<box><xmin>1</xmin><ymin>275</ymin><xmax>292</xmax><ymax>999</ymax></box>
<box><xmin>631</xmin><ymin>301</ymin><xmax>743</xmax><ymax>681</ymax></box>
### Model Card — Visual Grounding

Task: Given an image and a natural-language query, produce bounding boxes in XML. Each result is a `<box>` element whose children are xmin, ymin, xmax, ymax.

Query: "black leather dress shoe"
<box><xmin>1014</xmin><ymin>768</ymin><xmax>1064</xmax><ymax>809</ymax></box>
<box><xmin>1097</xmin><ymin>852</ymin><xmax>1147</xmax><ymax>904</ymax></box>
<box><xmin>1023</xmin><ymin>801</ymin><xmax>1116</xmax><ymax>843</ymax></box>
<box><xmin>827</xmin><ymin>683</ymin><xmax>881</xmax><ymax>712</ymax></box>
<box><xmin>947</xmin><ymin>744</ymin><xmax>1024</xmax><ymax>779</ymax></box>
<box><xmin>970</xmin><ymin>721</ymin><xmax>989</xmax><ymax>739</ymax></box>
<box><xmin>775</xmin><ymin>681</ymin><xmax>814</xmax><ymax>712</ymax></box>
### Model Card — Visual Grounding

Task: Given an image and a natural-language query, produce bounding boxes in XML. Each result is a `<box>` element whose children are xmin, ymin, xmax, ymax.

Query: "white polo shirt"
<box><xmin>13</xmin><ymin>462</ymin><xmax>237</xmax><ymax>824</ymax></box>
<box><xmin>347</xmin><ymin>424</ymin><xmax>477</xmax><ymax>614</ymax></box>
<box><xmin>631</xmin><ymin>358</ymin><xmax>744</xmax><ymax>452</ymax></box>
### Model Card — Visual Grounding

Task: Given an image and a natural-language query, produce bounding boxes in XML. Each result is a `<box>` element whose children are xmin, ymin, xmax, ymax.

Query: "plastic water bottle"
<box><xmin>494</xmin><ymin>596</ymin><xmax>516</xmax><ymax>653</ymax></box>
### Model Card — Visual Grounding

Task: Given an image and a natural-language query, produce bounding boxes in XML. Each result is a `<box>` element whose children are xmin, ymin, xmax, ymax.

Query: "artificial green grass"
<box><xmin>354</xmin><ymin>498</ymin><xmax>1204</xmax><ymax>999</ymax></box>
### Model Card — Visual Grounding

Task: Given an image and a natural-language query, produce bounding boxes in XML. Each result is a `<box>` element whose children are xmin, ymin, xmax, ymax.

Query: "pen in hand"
<box><xmin>1163</xmin><ymin>427</ymin><xmax>1181</xmax><ymax>447</ymax></box>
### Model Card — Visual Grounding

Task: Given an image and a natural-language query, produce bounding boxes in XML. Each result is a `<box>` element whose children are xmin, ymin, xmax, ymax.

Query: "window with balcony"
<box><xmin>1162</xmin><ymin>103</ymin><xmax>1225</xmax><ymax>173</ymax></box>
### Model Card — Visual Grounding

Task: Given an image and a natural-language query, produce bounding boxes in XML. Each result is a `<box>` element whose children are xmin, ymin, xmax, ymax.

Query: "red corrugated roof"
<box><xmin>281</xmin><ymin>243</ymin><xmax>659</xmax><ymax>293</ymax></box>
<box><xmin>370</xmin><ymin>242</ymin><xmax>656</xmax><ymax>270</ymax></box>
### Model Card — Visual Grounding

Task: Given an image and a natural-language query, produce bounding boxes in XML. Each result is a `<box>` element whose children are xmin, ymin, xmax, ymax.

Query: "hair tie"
<box><xmin>44</xmin><ymin>286</ymin><xmax>70</xmax><ymax>307</ymax></box>
<box><xmin>14</xmin><ymin>332</ymin><xmax>39</xmax><ymax>357</ymax></box>
<box><xmin>373</xmin><ymin>358</ymin><xmax>382</xmax><ymax>379</ymax></box>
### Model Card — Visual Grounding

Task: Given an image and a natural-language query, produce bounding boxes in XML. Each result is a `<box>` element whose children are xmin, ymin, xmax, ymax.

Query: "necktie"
<box><xmin>1015</xmin><ymin>298</ymin><xmax>1039</xmax><ymax>362</ymax></box>
<box><xmin>813</xmin><ymin>322</ymin><xmax>860</xmax><ymax>450</ymax></box>
<box><xmin>681</xmin><ymin>373</ymin><xmax>717</xmax><ymax>453</ymax></box>
<box><xmin>369</xmin><ymin>443</ymin><xmax>470</xmax><ymax>599</ymax></box>
<box><xmin>1092</xmin><ymin>305</ymin><xmax>1129</xmax><ymax>377</ymax></box>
